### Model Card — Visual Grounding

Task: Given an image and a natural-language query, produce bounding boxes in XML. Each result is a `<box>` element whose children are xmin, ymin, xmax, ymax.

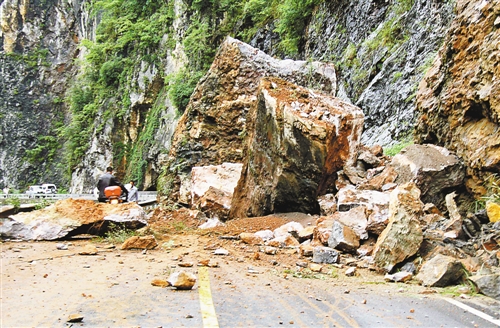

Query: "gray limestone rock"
<box><xmin>390</xmin><ymin>144</ymin><xmax>465</xmax><ymax>208</ymax></box>
<box><xmin>328</xmin><ymin>221</ymin><xmax>360</xmax><ymax>253</ymax></box>
<box><xmin>312</xmin><ymin>246</ymin><xmax>339</xmax><ymax>264</ymax></box>
<box><xmin>372</xmin><ymin>183</ymin><xmax>424</xmax><ymax>272</ymax></box>
<box><xmin>416</xmin><ymin>254</ymin><xmax>466</xmax><ymax>287</ymax></box>
<box><xmin>469</xmin><ymin>274</ymin><xmax>500</xmax><ymax>300</ymax></box>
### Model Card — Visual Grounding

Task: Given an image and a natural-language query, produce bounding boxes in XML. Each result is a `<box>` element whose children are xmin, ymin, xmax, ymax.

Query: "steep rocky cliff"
<box><xmin>0</xmin><ymin>0</ymin><xmax>489</xmax><ymax>200</ymax></box>
<box><xmin>0</xmin><ymin>0</ymin><xmax>89</xmax><ymax>190</ymax></box>
<box><xmin>415</xmin><ymin>0</ymin><xmax>500</xmax><ymax>197</ymax></box>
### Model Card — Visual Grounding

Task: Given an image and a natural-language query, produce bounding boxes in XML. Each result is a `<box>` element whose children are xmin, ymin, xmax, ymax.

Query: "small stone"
<box><xmin>214</xmin><ymin>248</ymin><xmax>229</xmax><ymax>256</ymax></box>
<box><xmin>67</xmin><ymin>314</ymin><xmax>84</xmax><ymax>322</ymax></box>
<box><xmin>345</xmin><ymin>267</ymin><xmax>356</xmax><ymax>277</ymax></box>
<box><xmin>167</xmin><ymin>271</ymin><xmax>197</xmax><ymax>290</ymax></box>
<box><xmin>151</xmin><ymin>279</ymin><xmax>170</xmax><ymax>288</ymax></box>
<box><xmin>56</xmin><ymin>243</ymin><xmax>68</xmax><ymax>250</ymax></box>
<box><xmin>79</xmin><ymin>244</ymin><xmax>98</xmax><ymax>255</ymax></box>
<box><xmin>309</xmin><ymin>263</ymin><xmax>322</xmax><ymax>272</ymax></box>
<box><xmin>178</xmin><ymin>262</ymin><xmax>194</xmax><ymax>267</ymax></box>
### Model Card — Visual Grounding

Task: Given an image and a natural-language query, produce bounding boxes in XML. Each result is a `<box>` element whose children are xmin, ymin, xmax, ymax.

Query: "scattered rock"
<box><xmin>151</xmin><ymin>279</ymin><xmax>170</xmax><ymax>288</ymax></box>
<box><xmin>318</xmin><ymin>194</ymin><xmax>337</xmax><ymax>216</ymax></box>
<box><xmin>309</xmin><ymin>263</ymin><xmax>323</xmax><ymax>272</ymax></box>
<box><xmin>328</xmin><ymin>221</ymin><xmax>360</xmax><ymax>253</ymax></box>
<box><xmin>56</xmin><ymin>243</ymin><xmax>68</xmax><ymax>250</ymax></box>
<box><xmin>385</xmin><ymin>271</ymin><xmax>413</xmax><ymax>283</ymax></box>
<box><xmin>67</xmin><ymin>314</ymin><xmax>84</xmax><ymax>323</ymax></box>
<box><xmin>121</xmin><ymin>235</ymin><xmax>158</xmax><ymax>250</ymax></box>
<box><xmin>373</xmin><ymin>183</ymin><xmax>424</xmax><ymax>272</ymax></box>
<box><xmin>312</xmin><ymin>246</ymin><xmax>339</xmax><ymax>264</ymax></box>
<box><xmin>345</xmin><ymin>267</ymin><xmax>357</xmax><ymax>277</ymax></box>
<box><xmin>268</xmin><ymin>234</ymin><xmax>300</xmax><ymax>248</ymax></box>
<box><xmin>214</xmin><ymin>248</ymin><xmax>229</xmax><ymax>256</ymax></box>
<box><xmin>469</xmin><ymin>274</ymin><xmax>500</xmax><ymax>300</ymax></box>
<box><xmin>79</xmin><ymin>244</ymin><xmax>98</xmax><ymax>255</ymax></box>
<box><xmin>239</xmin><ymin>232</ymin><xmax>264</xmax><ymax>245</ymax></box>
<box><xmin>390</xmin><ymin>144</ymin><xmax>465</xmax><ymax>208</ymax></box>
<box><xmin>167</xmin><ymin>271</ymin><xmax>197</xmax><ymax>290</ymax></box>
<box><xmin>255</xmin><ymin>230</ymin><xmax>274</xmax><ymax>241</ymax></box>
<box><xmin>416</xmin><ymin>254</ymin><xmax>466</xmax><ymax>287</ymax></box>
<box><xmin>199</xmin><ymin>218</ymin><xmax>225</xmax><ymax>229</ymax></box>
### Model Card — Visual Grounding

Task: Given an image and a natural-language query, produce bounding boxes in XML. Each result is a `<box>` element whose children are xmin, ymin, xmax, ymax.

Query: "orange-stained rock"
<box><xmin>230</xmin><ymin>77</ymin><xmax>364</xmax><ymax>218</ymax></box>
<box><xmin>414</xmin><ymin>0</ymin><xmax>500</xmax><ymax>197</ymax></box>
<box><xmin>160</xmin><ymin>37</ymin><xmax>338</xmax><ymax>204</ymax></box>
<box><xmin>239</xmin><ymin>232</ymin><xmax>264</xmax><ymax>245</ymax></box>
<box><xmin>121</xmin><ymin>235</ymin><xmax>158</xmax><ymax>250</ymax></box>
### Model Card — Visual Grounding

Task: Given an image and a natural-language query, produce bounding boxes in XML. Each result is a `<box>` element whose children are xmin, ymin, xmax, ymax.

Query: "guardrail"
<box><xmin>0</xmin><ymin>192</ymin><xmax>157</xmax><ymax>202</ymax></box>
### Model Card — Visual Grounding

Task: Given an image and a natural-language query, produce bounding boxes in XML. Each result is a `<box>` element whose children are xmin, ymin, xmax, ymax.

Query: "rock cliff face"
<box><xmin>304</xmin><ymin>0</ymin><xmax>455</xmax><ymax>146</ymax></box>
<box><xmin>414</xmin><ymin>0</ymin><xmax>500</xmax><ymax>197</ymax></box>
<box><xmin>0</xmin><ymin>0</ymin><xmax>492</xmax><ymax>201</ymax></box>
<box><xmin>0</xmin><ymin>0</ymin><xmax>89</xmax><ymax>189</ymax></box>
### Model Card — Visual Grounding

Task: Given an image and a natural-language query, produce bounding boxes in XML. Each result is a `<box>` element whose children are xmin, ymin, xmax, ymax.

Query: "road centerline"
<box><xmin>198</xmin><ymin>266</ymin><xmax>219</xmax><ymax>328</ymax></box>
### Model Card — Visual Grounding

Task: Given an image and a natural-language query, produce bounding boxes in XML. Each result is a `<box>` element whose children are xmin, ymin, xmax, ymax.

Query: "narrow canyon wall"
<box><xmin>415</xmin><ymin>0</ymin><xmax>500</xmax><ymax>197</ymax></box>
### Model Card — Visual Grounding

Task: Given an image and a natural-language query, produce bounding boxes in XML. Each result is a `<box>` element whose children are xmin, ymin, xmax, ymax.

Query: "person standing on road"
<box><xmin>97</xmin><ymin>166</ymin><xmax>128</xmax><ymax>203</ymax></box>
<box><xmin>127</xmin><ymin>180</ymin><xmax>139</xmax><ymax>203</ymax></box>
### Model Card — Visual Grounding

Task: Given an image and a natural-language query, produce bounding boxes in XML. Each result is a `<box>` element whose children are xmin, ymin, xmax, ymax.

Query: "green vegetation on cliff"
<box><xmin>63</xmin><ymin>0</ymin><xmax>326</xmax><ymax>181</ymax></box>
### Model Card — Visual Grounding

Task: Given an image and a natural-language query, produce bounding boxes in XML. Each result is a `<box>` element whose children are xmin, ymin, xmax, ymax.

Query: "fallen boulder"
<box><xmin>191</xmin><ymin>163</ymin><xmax>243</xmax><ymax>219</ymax></box>
<box><xmin>390</xmin><ymin>144</ymin><xmax>465</xmax><ymax>208</ymax></box>
<box><xmin>469</xmin><ymin>274</ymin><xmax>500</xmax><ymax>300</ymax></box>
<box><xmin>230</xmin><ymin>77</ymin><xmax>364</xmax><ymax>218</ymax></box>
<box><xmin>161</xmin><ymin>36</ymin><xmax>339</xmax><ymax>204</ymax></box>
<box><xmin>0</xmin><ymin>199</ymin><xmax>147</xmax><ymax>241</ymax></box>
<box><xmin>416</xmin><ymin>254</ymin><xmax>466</xmax><ymax>287</ymax></box>
<box><xmin>372</xmin><ymin>183</ymin><xmax>424</xmax><ymax>272</ymax></box>
<box><xmin>167</xmin><ymin>271</ymin><xmax>197</xmax><ymax>290</ymax></box>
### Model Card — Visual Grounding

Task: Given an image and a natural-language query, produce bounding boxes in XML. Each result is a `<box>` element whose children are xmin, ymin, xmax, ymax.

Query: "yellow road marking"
<box><xmin>198</xmin><ymin>266</ymin><xmax>219</xmax><ymax>328</ymax></box>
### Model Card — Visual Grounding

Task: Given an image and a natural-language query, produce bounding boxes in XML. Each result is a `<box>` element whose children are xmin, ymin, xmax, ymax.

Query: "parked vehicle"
<box><xmin>26</xmin><ymin>185</ymin><xmax>45</xmax><ymax>197</ymax></box>
<box><xmin>41</xmin><ymin>184</ymin><xmax>57</xmax><ymax>194</ymax></box>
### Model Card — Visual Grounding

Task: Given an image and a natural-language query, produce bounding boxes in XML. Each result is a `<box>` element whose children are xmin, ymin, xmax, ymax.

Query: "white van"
<box><xmin>41</xmin><ymin>184</ymin><xmax>57</xmax><ymax>194</ymax></box>
<box><xmin>26</xmin><ymin>185</ymin><xmax>45</xmax><ymax>197</ymax></box>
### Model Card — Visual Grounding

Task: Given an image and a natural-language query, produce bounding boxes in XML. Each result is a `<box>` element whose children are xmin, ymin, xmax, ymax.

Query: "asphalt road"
<box><xmin>2</xmin><ymin>238</ymin><xmax>500</xmax><ymax>327</ymax></box>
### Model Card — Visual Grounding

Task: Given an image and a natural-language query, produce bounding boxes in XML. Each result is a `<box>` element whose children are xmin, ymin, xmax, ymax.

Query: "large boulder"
<box><xmin>190</xmin><ymin>163</ymin><xmax>242</xmax><ymax>207</ymax></box>
<box><xmin>469</xmin><ymin>274</ymin><xmax>500</xmax><ymax>300</ymax></box>
<box><xmin>160</xmin><ymin>37</ymin><xmax>339</xmax><ymax>204</ymax></box>
<box><xmin>0</xmin><ymin>199</ymin><xmax>147</xmax><ymax>241</ymax></box>
<box><xmin>390</xmin><ymin>144</ymin><xmax>465</xmax><ymax>207</ymax></box>
<box><xmin>416</xmin><ymin>254</ymin><xmax>466</xmax><ymax>287</ymax></box>
<box><xmin>230</xmin><ymin>78</ymin><xmax>364</xmax><ymax>218</ymax></box>
<box><xmin>337</xmin><ymin>185</ymin><xmax>390</xmax><ymax>212</ymax></box>
<box><xmin>414</xmin><ymin>0</ymin><xmax>500</xmax><ymax>197</ymax></box>
<box><xmin>372</xmin><ymin>183</ymin><xmax>424</xmax><ymax>272</ymax></box>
